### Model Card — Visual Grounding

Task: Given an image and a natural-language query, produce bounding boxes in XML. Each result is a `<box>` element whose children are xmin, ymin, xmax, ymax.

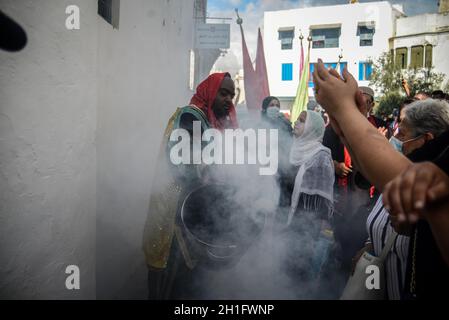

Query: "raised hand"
<box><xmin>313</xmin><ymin>59</ymin><xmax>360</xmax><ymax>118</ymax></box>
<box><xmin>314</xmin><ymin>61</ymin><xmax>366</xmax><ymax>144</ymax></box>
<box><xmin>382</xmin><ymin>162</ymin><xmax>449</xmax><ymax>225</ymax></box>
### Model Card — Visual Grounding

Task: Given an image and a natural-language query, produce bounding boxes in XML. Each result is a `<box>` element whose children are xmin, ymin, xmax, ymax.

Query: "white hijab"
<box><xmin>288</xmin><ymin>111</ymin><xmax>334</xmax><ymax>225</ymax></box>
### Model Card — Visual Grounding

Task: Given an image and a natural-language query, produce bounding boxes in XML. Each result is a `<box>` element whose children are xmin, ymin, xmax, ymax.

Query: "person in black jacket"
<box><xmin>259</xmin><ymin>96</ymin><xmax>293</xmax><ymax>207</ymax></box>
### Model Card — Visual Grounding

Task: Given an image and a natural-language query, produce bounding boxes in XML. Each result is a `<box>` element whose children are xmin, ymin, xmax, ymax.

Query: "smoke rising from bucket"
<box><xmin>176</xmin><ymin>123</ymin><xmax>344</xmax><ymax>299</ymax></box>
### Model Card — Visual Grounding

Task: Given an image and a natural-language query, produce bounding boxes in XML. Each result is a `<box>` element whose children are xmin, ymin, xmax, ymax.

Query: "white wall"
<box><xmin>433</xmin><ymin>33</ymin><xmax>449</xmax><ymax>81</ymax></box>
<box><xmin>96</xmin><ymin>0</ymin><xmax>196</xmax><ymax>299</ymax></box>
<box><xmin>264</xmin><ymin>1</ymin><xmax>397</xmax><ymax>102</ymax></box>
<box><xmin>0</xmin><ymin>0</ymin><xmax>206</xmax><ymax>299</ymax></box>
<box><xmin>0</xmin><ymin>0</ymin><xmax>97</xmax><ymax>299</ymax></box>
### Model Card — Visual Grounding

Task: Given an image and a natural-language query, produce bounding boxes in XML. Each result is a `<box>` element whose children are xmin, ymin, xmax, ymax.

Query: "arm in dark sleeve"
<box><xmin>323</xmin><ymin>126</ymin><xmax>344</xmax><ymax>163</ymax></box>
<box><xmin>172</xmin><ymin>113</ymin><xmax>206</xmax><ymax>184</ymax></box>
<box><xmin>179</xmin><ymin>113</ymin><xmax>200</xmax><ymax>135</ymax></box>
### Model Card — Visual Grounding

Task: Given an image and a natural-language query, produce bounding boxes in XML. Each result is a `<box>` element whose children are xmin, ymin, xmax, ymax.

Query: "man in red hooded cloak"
<box><xmin>142</xmin><ymin>73</ymin><xmax>238</xmax><ymax>299</ymax></box>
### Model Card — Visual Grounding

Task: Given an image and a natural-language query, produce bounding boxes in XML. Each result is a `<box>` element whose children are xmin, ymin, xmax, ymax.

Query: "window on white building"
<box><xmin>411</xmin><ymin>45</ymin><xmax>424</xmax><ymax>69</ymax></box>
<box><xmin>311</xmin><ymin>27</ymin><xmax>340</xmax><ymax>49</ymax></box>
<box><xmin>282</xmin><ymin>63</ymin><xmax>293</xmax><ymax>81</ymax></box>
<box><xmin>309</xmin><ymin>62</ymin><xmax>347</xmax><ymax>87</ymax></box>
<box><xmin>395</xmin><ymin>47</ymin><xmax>408</xmax><ymax>69</ymax></box>
<box><xmin>278</xmin><ymin>29</ymin><xmax>294</xmax><ymax>50</ymax></box>
<box><xmin>357</xmin><ymin>23</ymin><xmax>375</xmax><ymax>47</ymax></box>
<box><xmin>359</xmin><ymin>62</ymin><xmax>373</xmax><ymax>81</ymax></box>
<box><xmin>425</xmin><ymin>44</ymin><xmax>433</xmax><ymax>69</ymax></box>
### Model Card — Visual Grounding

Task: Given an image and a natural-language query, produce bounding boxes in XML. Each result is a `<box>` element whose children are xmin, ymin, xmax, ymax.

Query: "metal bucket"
<box><xmin>181</xmin><ymin>184</ymin><xmax>266</xmax><ymax>270</ymax></box>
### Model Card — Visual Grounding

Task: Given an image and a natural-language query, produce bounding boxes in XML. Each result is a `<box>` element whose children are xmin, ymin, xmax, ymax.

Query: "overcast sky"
<box><xmin>208</xmin><ymin>0</ymin><xmax>439</xmax><ymax>76</ymax></box>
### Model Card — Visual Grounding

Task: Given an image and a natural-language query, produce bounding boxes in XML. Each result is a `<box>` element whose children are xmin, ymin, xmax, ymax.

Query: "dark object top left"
<box><xmin>0</xmin><ymin>10</ymin><xmax>27</xmax><ymax>51</ymax></box>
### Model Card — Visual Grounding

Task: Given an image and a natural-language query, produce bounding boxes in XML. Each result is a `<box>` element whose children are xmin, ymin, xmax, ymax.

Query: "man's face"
<box><xmin>212</xmin><ymin>77</ymin><xmax>235</xmax><ymax>119</ymax></box>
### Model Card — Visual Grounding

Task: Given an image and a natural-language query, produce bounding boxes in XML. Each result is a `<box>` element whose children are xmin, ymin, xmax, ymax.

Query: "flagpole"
<box><xmin>235</xmin><ymin>9</ymin><xmax>243</xmax><ymax>34</ymax></box>
<box><xmin>337</xmin><ymin>50</ymin><xmax>343</xmax><ymax>72</ymax></box>
<box><xmin>236</xmin><ymin>8</ymin><xmax>261</xmax><ymax>116</ymax></box>
<box><xmin>290</xmin><ymin>34</ymin><xmax>312</xmax><ymax>125</ymax></box>
<box><xmin>307</xmin><ymin>34</ymin><xmax>312</xmax><ymax>99</ymax></box>
<box><xmin>299</xmin><ymin>33</ymin><xmax>304</xmax><ymax>79</ymax></box>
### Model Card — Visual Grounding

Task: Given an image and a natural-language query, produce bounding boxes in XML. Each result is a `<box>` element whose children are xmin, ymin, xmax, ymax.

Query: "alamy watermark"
<box><xmin>65</xmin><ymin>265</ymin><xmax>80</xmax><ymax>290</ymax></box>
<box><xmin>365</xmin><ymin>265</ymin><xmax>381</xmax><ymax>290</ymax></box>
<box><xmin>65</xmin><ymin>5</ymin><xmax>80</xmax><ymax>30</ymax></box>
<box><xmin>169</xmin><ymin>121</ymin><xmax>279</xmax><ymax>176</ymax></box>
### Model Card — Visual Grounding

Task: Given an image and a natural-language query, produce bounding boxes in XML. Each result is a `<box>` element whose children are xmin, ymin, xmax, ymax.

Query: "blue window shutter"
<box><xmin>309</xmin><ymin>63</ymin><xmax>315</xmax><ymax>87</ymax></box>
<box><xmin>359</xmin><ymin>62</ymin><xmax>364</xmax><ymax>81</ymax></box>
<box><xmin>366</xmin><ymin>63</ymin><xmax>373</xmax><ymax>80</ymax></box>
<box><xmin>340</xmin><ymin>62</ymin><xmax>347</xmax><ymax>74</ymax></box>
<box><xmin>331</xmin><ymin>63</ymin><xmax>337</xmax><ymax>69</ymax></box>
<box><xmin>282</xmin><ymin>63</ymin><xmax>293</xmax><ymax>81</ymax></box>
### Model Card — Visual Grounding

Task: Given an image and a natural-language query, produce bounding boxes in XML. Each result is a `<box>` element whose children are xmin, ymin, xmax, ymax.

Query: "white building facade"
<box><xmin>264</xmin><ymin>1</ymin><xmax>404</xmax><ymax>109</ymax></box>
<box><xmin>391</xmin><ymin>2</ymin><xmax>449</xmax><ymax>87</ymax></box>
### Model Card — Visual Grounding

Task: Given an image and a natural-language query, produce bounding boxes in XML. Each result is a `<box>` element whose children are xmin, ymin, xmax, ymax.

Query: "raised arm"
<box><xmin>313</xmin><ymin>60</ymin><xmax>449</xmax><ymax>265</ymax></box>
<box><xmin>312</xmin><ymin>59</ymin><xmax>411</xmax><ymax>190</ymax></box>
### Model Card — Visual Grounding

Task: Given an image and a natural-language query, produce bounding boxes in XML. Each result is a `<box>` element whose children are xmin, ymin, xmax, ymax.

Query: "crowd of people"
<box><xmin>143</xmin><ymin>64</ymin><xmax>449</xmax><ymax>300</ymax></box>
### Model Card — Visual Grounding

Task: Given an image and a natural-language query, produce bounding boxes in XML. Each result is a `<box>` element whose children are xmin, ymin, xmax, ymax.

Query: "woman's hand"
<box><xmin>389</xmin><ymin>213</ymin><xmax>413</xmax><ymax>236</ymax></box>
<box><xmin>314</xmin><ymin>61</ymin><xmax>367</xmax><ymax>143</ymax></box>
<box><xmin>313</xmin><ymin>59</ymin><xmax>360</xmax><ymax>118</ymax></box>
<box><xmin>334</xmin><ymin>161</ymin><xmax>353</xmax><ymax>177</ymax></box>
<box><xmin>383</xmin><ymin>162</ymin><xmax>449</xmax><ymax>224</ymax></box>
<box><xmin>383</xmin><ymin>162</ymin><xmax>449</xmax><ymax>267</ymax></box>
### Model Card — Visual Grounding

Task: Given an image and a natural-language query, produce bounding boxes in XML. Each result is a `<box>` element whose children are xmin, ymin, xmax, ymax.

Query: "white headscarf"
<box><xmin>288</xmin><ymin>111</ymin><xmax>334</xmax><ymax>225</ymax></box>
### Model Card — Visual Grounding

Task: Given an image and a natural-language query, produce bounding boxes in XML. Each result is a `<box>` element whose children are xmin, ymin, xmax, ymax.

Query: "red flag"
<box><xmin>239</xmin><ymin>23</ymin><xmax>256</xmax><ymax>114</ymax></box>
<box><xmin>255</xmin><ymin>28</ymin><xmax>270</xmax><ymax>103</ymax></box>
<box><xmin>239</xmin><ymin>25</ymin><xmax>270</xmax><ymax>117</ymax></box>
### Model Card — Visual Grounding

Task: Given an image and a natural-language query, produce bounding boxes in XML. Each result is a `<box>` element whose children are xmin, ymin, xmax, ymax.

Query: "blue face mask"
<box><xmin>389</xmin><ymin>136</ymin><xmax>403</xmax><ymax>153</ymax></box>
<box><xmin>389</xmin><ymin>135</ymin><xmax>423</xmax><ymax>154</ymax></box>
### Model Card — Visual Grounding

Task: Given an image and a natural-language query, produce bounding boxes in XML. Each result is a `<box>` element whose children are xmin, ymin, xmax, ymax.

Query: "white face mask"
<box><xmin>266</xmin><ymin>106</ymin><xmax>280</xmax><ymax>119</ymax></box>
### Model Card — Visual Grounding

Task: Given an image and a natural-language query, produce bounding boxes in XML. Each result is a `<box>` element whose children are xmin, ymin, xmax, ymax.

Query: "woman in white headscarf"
<box><xmin>283</xmin><ymin>110</ymin><xmax>336</xmax><ymax>298</ymax></box>
<box><xmin>289</xmin><ymin>110</ymin><xmax>335</xmax><ymax>224</ymax></box>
